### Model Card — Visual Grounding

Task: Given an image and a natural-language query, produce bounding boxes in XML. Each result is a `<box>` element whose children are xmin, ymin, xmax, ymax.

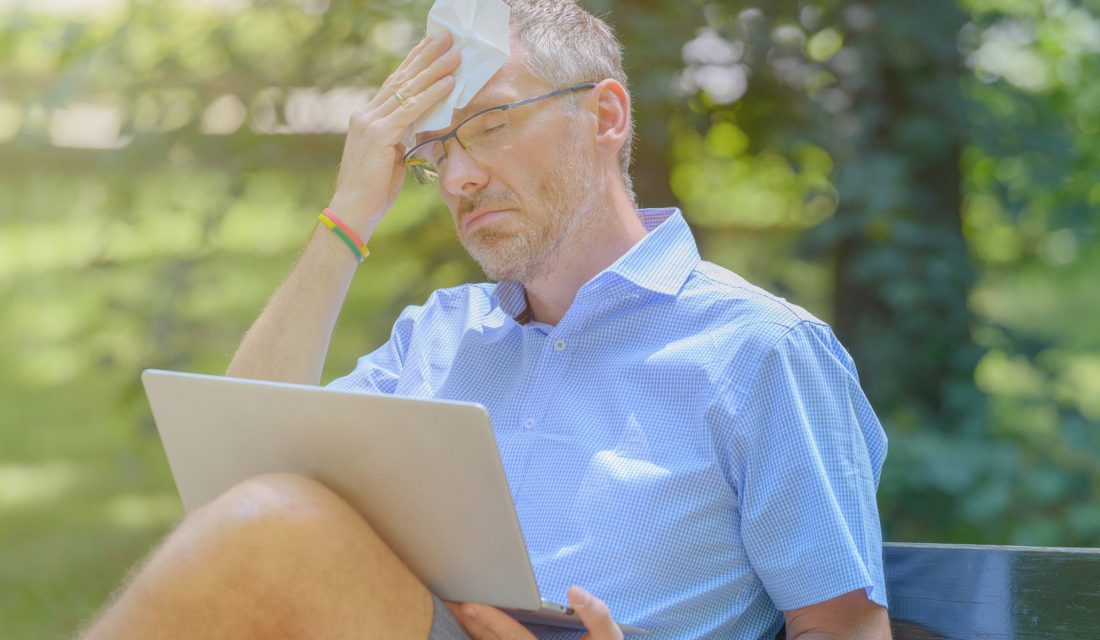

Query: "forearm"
<box><xmin>783</xmin><ymin>590</ymin><xmax>891</xmax><ymax>640</ymax></box>
<box><xmin>787</xmin><ymin>612</ymin><xmax>891</xmax><ymax>640</ymax></box>
<box><xmin>227</xmin><ymin>33</ymin><xmax>459</xmax><ymax>385</ymax></box>
<box><xmin>226</xmin><ymin>198</ymin><xmax>380</xmax><ymax>386</ymax></box>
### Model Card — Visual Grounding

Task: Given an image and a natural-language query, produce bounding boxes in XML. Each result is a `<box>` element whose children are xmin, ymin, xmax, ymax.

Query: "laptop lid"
<box><xmin>141</xmin><ymin>369</ymin><xmax>544</xmax><ymax>611</ymax></box>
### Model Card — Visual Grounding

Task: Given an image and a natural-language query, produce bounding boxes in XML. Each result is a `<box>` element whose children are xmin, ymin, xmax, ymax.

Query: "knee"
<box><xmin>190</xmin><ymin>472</ymin><xmax>356</xmax><ymax>551</ymax></box>
<box><xmin>211</xmin><ymin>472</ymin><xmax>341</xmax><ymax>516</ymax></box>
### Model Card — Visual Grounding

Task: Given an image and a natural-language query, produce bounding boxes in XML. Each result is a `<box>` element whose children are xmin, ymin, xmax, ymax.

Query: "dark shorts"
<box><xmin>428</xmin><ymin>593</ymin><xmax>472</xmax><ymax>640</ymax></box>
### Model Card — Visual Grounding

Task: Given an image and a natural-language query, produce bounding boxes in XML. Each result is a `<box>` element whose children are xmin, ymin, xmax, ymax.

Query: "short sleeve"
<box><xmin>325</xmin><ymin>304</ymin><xmax>421</xmax><ymax>394</ymax></box>
<box><xmin>728</xmin><ymin>321</ymin><xmax>888</xmax><ymax>611</ymax></box>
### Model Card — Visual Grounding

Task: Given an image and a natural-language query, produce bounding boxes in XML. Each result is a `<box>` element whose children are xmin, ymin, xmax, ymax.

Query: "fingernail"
<box><xmin>463</xmin><ymin>604</ymin><xmax>478</xmax><ymax>620</ymax></box>
<box><xmin>569</xmin><ymin>586</ymin><xmax>591</xmax><ymax>606</ymax></box>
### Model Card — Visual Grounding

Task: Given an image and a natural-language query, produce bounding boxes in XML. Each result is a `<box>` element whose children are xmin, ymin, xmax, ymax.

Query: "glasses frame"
<box><xmin>403</xmin><ymin>82</ymin><xmax>598</xmax><ymax>184</ymax></box>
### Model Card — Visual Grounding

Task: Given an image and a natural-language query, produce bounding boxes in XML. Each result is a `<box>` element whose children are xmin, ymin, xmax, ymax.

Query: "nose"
<box><xmin>439</xmin><ymin>141</ymin><xmax>489</xmax><ymax>197</ymax></box>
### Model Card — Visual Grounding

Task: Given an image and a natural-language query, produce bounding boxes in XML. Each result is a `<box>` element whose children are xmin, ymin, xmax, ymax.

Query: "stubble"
<box><xmin>458</xmin><ymin>131</ymin><xmax>605</xmax><ymax>284</ymax></box>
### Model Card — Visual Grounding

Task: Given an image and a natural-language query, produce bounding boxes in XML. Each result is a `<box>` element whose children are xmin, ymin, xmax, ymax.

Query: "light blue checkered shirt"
<box><xmin>329</xmin><ymin>208</ymin><xmax>888</xmax><ymax>639</ymax></box>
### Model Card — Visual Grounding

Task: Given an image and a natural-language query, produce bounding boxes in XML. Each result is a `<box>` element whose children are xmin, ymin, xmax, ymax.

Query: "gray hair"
<box><xmin>505</xmin><ymin>0</ymin><xmax>636</xmax><ymax>204</ymax></box>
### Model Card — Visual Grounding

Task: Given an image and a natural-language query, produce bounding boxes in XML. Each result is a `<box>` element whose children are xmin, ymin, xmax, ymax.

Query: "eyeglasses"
<box><xmin>403</xmin><ymin>82</ymin><xmax>598</xmax><ymax>184</ymax></box>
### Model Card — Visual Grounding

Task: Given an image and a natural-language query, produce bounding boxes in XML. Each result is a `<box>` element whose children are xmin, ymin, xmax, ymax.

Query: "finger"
<box><xmin>443</xmin><ymin>600</ymin><xmax>464</xmax><ymax>620</ymax></box>
<box><xmin>378</xmin><ymin>72</ymin><xmax>456</xmax><ymax>132</ymax></box>
<box><xmin>405</xmin><ymin>33</ymin><xmax>434</xmax><ymax>58</ymax></box>
<box><xmin>407</xmin><ymin>44</ymin><xmax>462</xmax><ymax>94</ymax></box>
<box><xmin>568</xmin><ymin>586</ymin><xmax>624</xmax><ymax>640</ymax></box>
<box><xmin>348</xmin><ymin>50</ymin><xmax>458</xmax><ymax>147</ymax></box>
<box><xmin>445</xmin><ymin>601</ymin><xmax>498</xmax><ymax>640</ymax></box>
<box><xmin>454</xmin><ymin>611</ymin><xmax>496</xmax><ymax>640</ymax></box>
<box><xmin>363</xmin><ymin>34</ymin><xmax>444</xmax><ymax>112</ymax></box>
<box><xmin>395</xmin><ymin>35</ymin><xmax>432</xmax><ymax>72</ymax></box>
<box><xmin>377</xmin><ymin>31</ymin><xmax>455</xmax><ymax>104</ymax></box>
<box><xmin>390</xmin><ymin>32</ymin><xmax>449</xmax><ymax>85</ymax></box>
<box><xmin>362</xmin><ymin>38</ymin><xmax>430</xmax><ymax>111</ymax></box>
<box><xmin>378</xmin><ymin>46</ymin><xmax>460</xmax><ymax>120</ymax></box>
<box><xmin>458</xmin><ymin>603</ymin><xmax>538</xmax><ymax>640</ymax></box>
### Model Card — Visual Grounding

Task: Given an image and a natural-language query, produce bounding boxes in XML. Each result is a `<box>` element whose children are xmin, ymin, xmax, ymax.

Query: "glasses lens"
<box><xmin>458</xmin><ymin>109</ymin><xmax>509</xmax><ymax>151</ymax></box>
<box><xmin>406</xmin><ymin>139</ymin><xmax>446</xmax><ymax>184</ymax></box>
<box><xmin>406</xmin><ymin>157</ymin><xmax>438</xmax><ymax>185</ymax></box>
<box><xmin>404</xmin><ymin>109</ymin><xmax>511</xmax><ymax>184</ymax></box>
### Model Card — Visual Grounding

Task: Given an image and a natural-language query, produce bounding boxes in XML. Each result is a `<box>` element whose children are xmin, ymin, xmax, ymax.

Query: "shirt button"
<box><xmin>554</xmin><ymin>339</ymin><xmax>567</xmax><ymax>352</ymax></box>
<box><xmin>524</xmin><ymin>418</ymin><xmax>535</xmax><ymax>430</ymax></box>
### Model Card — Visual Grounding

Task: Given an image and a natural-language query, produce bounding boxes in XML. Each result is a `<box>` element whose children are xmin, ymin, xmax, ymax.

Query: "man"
<box><xmin>81</xmin><ymin>1</ymin><xmax>890</xmax><ymax>638</ymax></box>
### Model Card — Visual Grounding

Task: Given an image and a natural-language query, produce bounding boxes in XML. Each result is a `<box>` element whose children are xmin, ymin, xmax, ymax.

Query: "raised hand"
<box><xmin>328</xmin><ymin>32</ymin><xmax>461</xmax><ymax>234</ymax></box>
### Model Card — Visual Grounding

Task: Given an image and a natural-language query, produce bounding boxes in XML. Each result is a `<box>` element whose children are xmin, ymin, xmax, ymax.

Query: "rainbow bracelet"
<box><xmin>318</xmin><ymin>208</ymin><xmax>369</xmax><ymax>263</ymax></box>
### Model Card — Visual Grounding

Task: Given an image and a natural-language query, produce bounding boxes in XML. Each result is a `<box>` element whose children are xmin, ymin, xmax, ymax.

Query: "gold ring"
<box><xmin>393</xmin><ymin>90</ymin><xmax>408</xmax><ymax>105</ymax></box>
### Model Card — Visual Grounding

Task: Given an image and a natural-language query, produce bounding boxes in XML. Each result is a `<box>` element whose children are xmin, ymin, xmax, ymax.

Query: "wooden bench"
<box><xmin>779</xmin><ymin>542</ymin><xmax>1100</xmax><ymax>639</ymax></box>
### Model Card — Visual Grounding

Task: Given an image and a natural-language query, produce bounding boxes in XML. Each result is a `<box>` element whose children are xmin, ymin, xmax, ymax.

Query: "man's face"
<box><xmin>430</xmin><ymin>53</ymin><xmax>604</xmax><ymax>284</ymax></box>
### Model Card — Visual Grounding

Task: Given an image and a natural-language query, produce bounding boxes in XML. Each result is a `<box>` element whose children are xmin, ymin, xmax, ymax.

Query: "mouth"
<box><xmin>462</xmin><ymin>208</ymin><xmax>514</xmax><ymax>234</ymax></box>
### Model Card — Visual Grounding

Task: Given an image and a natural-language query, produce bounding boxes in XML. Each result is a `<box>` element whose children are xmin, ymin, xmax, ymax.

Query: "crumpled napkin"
<box><xmin>410</xmin><ymin>0</ymin><xmax>511</xmax><ymax>136</ymax></box>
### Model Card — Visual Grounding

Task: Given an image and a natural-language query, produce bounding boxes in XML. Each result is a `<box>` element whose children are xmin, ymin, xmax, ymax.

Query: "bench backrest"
<box><xmin>775</xmin><ymin>542</ymin><xmax>1100</xmax><ymax>639</ymax></box>
<box><xmin>885</xmin><ymin>542</ymin><xmax>1100</xmax><ymax>639</ymax></box>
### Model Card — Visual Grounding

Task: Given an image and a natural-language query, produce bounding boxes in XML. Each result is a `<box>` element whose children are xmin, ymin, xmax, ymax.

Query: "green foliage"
<box><xmin>641</xmin><ymin>0</ymin><xmax>1100</xmax><ymax>547</ymax></box>
<box><xmin>1</xmin><ymin>3</ymin><xmax>481</xmax><ymax>636</ymax></box>
<box><xmin>1</xmin><ymin>1</ymin><xmax>1098</xmax><ymax>637</ymax></box>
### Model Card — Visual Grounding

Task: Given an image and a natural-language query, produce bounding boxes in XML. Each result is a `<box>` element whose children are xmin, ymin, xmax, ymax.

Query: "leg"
<box><xmin>79</xmin><ymin>473</ymin><xmax>434</xmax><ymax>640</ymax></box>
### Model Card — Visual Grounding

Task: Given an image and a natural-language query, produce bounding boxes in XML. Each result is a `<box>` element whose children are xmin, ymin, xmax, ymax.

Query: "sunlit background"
<box><xmin>2</xmin><ymin>0</ymin><xmax>1098</xmax><ymax>637</ymax></box>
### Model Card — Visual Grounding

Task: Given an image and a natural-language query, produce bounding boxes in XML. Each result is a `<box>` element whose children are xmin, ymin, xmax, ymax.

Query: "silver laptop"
<box><xmin>142</xmin><ymin>369</ymin><xmax>646</xmax><ymax>635</ymax></box>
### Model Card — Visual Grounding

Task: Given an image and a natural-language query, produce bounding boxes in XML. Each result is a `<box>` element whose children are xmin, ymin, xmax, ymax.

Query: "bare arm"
<box><xmin>784</xmin><ymin>588</ymin><xmax>891</xmax><ymax>640</ymax></box>
<box><xmin>226</xmin><ymin>34</ymin><xmax>459</xmax><ymax>385</ymax></box>
<box><xmin>224</xmin><ymin>220</ymin><xmax>361</xmax><ymax>385</ymax></box>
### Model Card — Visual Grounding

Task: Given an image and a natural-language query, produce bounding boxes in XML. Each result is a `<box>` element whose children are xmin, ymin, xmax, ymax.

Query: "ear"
<box><xmin>591</xmin><ymin>79</ymin><xmax>631</xmax><ymax>161</ymax></box>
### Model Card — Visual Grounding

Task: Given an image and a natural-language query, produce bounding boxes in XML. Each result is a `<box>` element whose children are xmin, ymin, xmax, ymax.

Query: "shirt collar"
<box><xmin>604</xmin><ymin>207</ymin><xmax>700</xmax><ymax>296</ymax></box>
<box><xmin>493</xmin><ymin>208</ymin><xmax>700</xmax><ymax>320</ymax></box>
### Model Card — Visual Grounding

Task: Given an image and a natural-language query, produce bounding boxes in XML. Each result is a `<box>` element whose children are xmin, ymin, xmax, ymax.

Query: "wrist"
<box><xmin>318</xmin><ymin>209</ymin><xmax>369</xmax><ymax>263</ymax></box>
<box><xmin>326</xmin><ymin>193</ymin><xmax>384</xmax><ymax>239</ymax></box>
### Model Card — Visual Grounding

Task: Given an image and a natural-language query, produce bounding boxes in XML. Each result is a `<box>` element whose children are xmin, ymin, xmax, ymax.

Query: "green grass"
<box><xmin>0</xmin><ymin>377</ymin><xmax>181</xmax><ymax>640</ymax></box>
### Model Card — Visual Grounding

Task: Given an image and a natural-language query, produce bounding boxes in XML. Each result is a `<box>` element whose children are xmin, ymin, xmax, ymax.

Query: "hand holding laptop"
<box><xmin>448</xmin><ymin>586</ymin><xmax>624</xmax><ymax>640</ymax></box>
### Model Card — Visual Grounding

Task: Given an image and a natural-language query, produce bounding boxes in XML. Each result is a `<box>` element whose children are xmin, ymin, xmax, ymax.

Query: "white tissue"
<box><xmin>411</xmin><ymin>0</ymin><xmax>511</xmax><ymax>136</ymax></box>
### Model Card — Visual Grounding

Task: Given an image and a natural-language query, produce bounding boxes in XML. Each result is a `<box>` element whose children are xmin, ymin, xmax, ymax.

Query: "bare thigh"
<box><xmin>79</xmin><ymin>472</ymin><xmax>434</xmax><ymax>640</ymax></box>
